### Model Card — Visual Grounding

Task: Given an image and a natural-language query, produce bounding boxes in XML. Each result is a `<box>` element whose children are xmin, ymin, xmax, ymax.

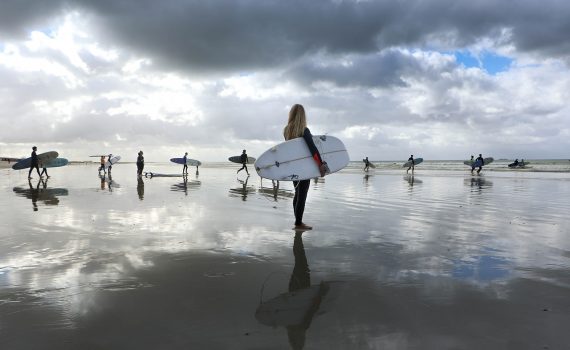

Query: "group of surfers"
<box><xmin>362</xmin><ymin>154</ymin><xmax>493</xmax><ymax>175</ymax></box>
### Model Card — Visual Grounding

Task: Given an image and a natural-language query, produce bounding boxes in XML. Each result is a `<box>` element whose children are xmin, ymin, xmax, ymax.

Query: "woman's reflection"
<box><xmin>256</xmin><ymin>232</ymin><xmax>329</xmax><ymax>350</ymax></box>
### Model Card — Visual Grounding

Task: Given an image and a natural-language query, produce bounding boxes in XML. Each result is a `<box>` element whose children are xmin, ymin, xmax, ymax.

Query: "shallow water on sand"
<box><xmin>1</xmin><ymin>165</ymin><xmax>569</xmax><ymax>349</ymax></box>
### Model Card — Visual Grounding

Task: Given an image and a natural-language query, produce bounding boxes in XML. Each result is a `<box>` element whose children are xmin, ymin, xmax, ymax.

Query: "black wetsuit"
<box><xmin>475</xmin><ymin>156</ymin><xmax>484</xmax><ymax>173</ymax></box>
<box><xmin>137</xmin><ymin>155</ymin><xmax>144</xmax><ymax>175</ymax></box>
<box><xmin>364</xmin><ymin>158</ymin><xmax>370</xmax><ymax>171</ymax></box>
<box><xmin>237</xmin><ymin>153</ymin><xmax>249</xmax><ymax>175</ymax></box>
<box><xmin>28</xmin><ymin>151</ymin><xmax>41</xmax><ymax>178</ymax></box>
<box><xmin>292</xmin><ymin>128</ymin><xmax>323</xmax><ymax>226</ymax></box>
<box><xmin>407</xmin><ymin>156</ymin><xmax>415</xmax><ymax>173</ymax></box>
<box><xmin>182</xmin><ymin>155</ymin><xmax>188</xmax><ymax>174</ymax></box>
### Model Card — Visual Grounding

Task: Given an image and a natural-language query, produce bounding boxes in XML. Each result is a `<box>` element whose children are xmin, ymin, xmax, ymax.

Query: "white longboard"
<box><xmin>254</xmin><ymin>135</ymin><xmax>349</xmax><ymax>181</ymax></box>
<box><xmin>105</xmin><ymin>155</ymin><xmax>121</xmax><ymax>169</ymax></box>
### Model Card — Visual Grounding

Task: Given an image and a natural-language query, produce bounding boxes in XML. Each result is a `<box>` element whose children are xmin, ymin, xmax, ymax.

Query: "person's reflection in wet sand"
<box><xmin>137</xmin><ymin>176</ymin><xmax>144</xmax><ymax>200</ymax></box>
<box><xmin>29</xmin><ymin>178</ymin><xmax>40</xmax><ymax>211</ymax></box>
<box><xmin>239</xmin><ymin>176</ymin><xmax>249</xmax><ymax>201</ymax></box>
<box><xmin>108</xmin><ymin>174</ymin><xmax>114</xmax><ymax>192</ymax></box>
<box><xmin>363</xmin><ymin>174</ymin><xmax>370</xmax><ymax>187</ymax></box>
<box><xmin>255</xmin><ymin>232</ymin><xmax>330</xmax><ymax>349</ymax></box>
<box><xmin>179</xmin><ymin>177</ymin><xmax>189</xmax><ymax>196</ymax></box>
<box><xmin>272</xmin><ymin>180</ymin><xmax>279</xmax><ymax>200</ymax></box>
<box><xmin>286</xmin><ymin>232</ymin><xmax>329</xmax><ymax>349</ymax></box>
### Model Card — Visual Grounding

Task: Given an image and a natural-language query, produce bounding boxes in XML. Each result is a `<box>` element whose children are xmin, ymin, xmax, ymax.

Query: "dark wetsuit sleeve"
<box><xmin>303</xmin><ymin>128</ymin><xmax>323</xmax><ymax>166</ymax></box>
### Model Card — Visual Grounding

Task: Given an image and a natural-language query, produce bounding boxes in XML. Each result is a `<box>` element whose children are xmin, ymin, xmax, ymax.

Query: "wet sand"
<box><xmin>1</xmin><ymin>164</ymin><xmax>569</xmax><ymax>349</ymax></box>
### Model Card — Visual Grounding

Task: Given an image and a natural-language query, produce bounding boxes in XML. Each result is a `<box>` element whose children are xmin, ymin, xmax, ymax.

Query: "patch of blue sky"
<box><xmin>454</xmin><ymin>50</ymin><xmax>513</xmax><ymax>75</ymax></box>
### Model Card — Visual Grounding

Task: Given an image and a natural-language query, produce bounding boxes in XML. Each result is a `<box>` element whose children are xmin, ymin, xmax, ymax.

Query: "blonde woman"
<box><xmin>284</xmin><ymin>104</ymin><xmax>328</xmax><ymax>230</ymax></box>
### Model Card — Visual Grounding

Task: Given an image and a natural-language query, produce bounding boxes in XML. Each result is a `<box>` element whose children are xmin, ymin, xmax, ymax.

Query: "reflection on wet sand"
<box><xmin>404</xmin><ymin>174</ymin><xmax>422</xmax><ymax>186</ymax></box>
<box><xmin>170</xmin><ymin>178</ymin><xmax>201</xmax><ymax>195</ymax></box>
<box><xmin>258</xmin><ymin>181</ymin><xmax>294</xmax><ymax>201</ymax></box>
<box><xmin>99</xmin><ymin>174</ymin><xmax>120</xmax><ymax>192</ymax></box>
<box><xmin>229</xmin><ymin>176</ymin><xmax>255</xmax><ymax>201</ymax></box>
<box><xmin>1</xmin><ymin>166</ymin><xmax>570</xmax><ymax>348</ymax></box>
<box><xmin>137</xmin><ymin>176</ymin><xmax>144</xmax><ymax>200</ymax></box>
<box><xmin>13</xmin><ymin>179</ymin><xmax>68</xmax><ymax>211</ymax></box>
<box><xmin>256</xmin><ymin>233</ymin><xmax>331</xmax><ymax>350</ymax></box>
<box><xmin>465</xmin><ymin>176</ymin><xmax>493</xmax><ymax>190</ymax></box>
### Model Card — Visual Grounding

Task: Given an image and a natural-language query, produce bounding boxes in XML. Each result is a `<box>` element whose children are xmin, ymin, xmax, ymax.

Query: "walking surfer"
<box><xmin>237</xmin><ymin>150</ymin><xmax>250</xmax><ymax>176</ymax></box>
<box><xmin>406</xmin><ymin>155</ymin><xmax>415</xmax><ymax>174</ymax></box>
<box><xmin>363</xmin><ymin>157</ymin><xmax>370</xmax><ymax>172</ymax></box>
<box><xmin>107</xmin><ymin>154</ymin><xmax>113</xmax><ymax>173</ymax></box>
<box><xmin>472</xmin><ymin>153</ymin><xmax>484</xmax><ymax>174</ymax></box>
<box><xmin>40</xmin><ymin>165</ymin><xmax>49</xmax><ymax>178</ymax></box>
<box><xmin>182</xmin><ymin>152</ymin><xmax>188</xmax><ymax>175</ymax></box>
<box><xmin>99</xmin><ymin>156</ymin><xmax>106</xmax><ymax>174</ymax></box>
<box><xmin>28</xmin><ymin>146</ymin><xmax>41</xmax><ymax>179</ymax></box>
<box><xmin>284</xmin><ymin>104</ymin><xmax>328</xmax><ymax>231</ymax></box>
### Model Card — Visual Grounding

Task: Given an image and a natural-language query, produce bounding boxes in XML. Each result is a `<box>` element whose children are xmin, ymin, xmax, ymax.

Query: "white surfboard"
<box><xmin>105</xmin><ymin>155</ymin><xmax>121</xmax><ymax>169</ymax></box>
<box><xmin>254</xmin><ymin>135</ymin><xmax>349</xmax><ymax>181</ymax></box>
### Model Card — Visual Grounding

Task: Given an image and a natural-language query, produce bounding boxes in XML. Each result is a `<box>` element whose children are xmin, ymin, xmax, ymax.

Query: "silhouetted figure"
<box><xmin>137</xmin><ymin>151</ymin><xmax>144</xmax><ymax>176</ymax></box>
<box><xmin>237</xmin><ymin>150</ymin><xmax>250</xmax><ymax>175</ymax></box>
<box><xmin>137</xmin><ymin>176</ymin><xmax>144</xmax><ymax>200</ymax></box>
<box><xmin>363</xmin><ymin>157</ymin><xmax>370</xmax><ymax>172</ymax></box>
<box><xmin>28</xmin><ymin>146</ymin><xmax>41</xmax><ymax>179</ymax></box>
<box><xmin>406</xmin><ymin>155</ymin><xmax>415</xmax><ymax>174</ymax></box>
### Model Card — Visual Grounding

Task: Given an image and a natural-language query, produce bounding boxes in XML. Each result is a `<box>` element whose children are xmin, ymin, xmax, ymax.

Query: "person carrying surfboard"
<box><xmin>107</xmin><ymin>154</ymin><xmax>113</xmax><ymax>173</ymax></box>
<box><xmin>284</xmin><ymin>104</ymin><xmax>328</xmax><ymax>231</ymax></box>
<box><xmin>40</xmin><ymin>165</ymin><xmax>49</xmax><ymax>178</ymax></box>
<box><xmin>136</xmin><ymin>151</ymin><xmax>144</xmax><ymax>176</ymax></box>
<box><xmin>406</xmin><ymin>155</ymin><xmax>415</xmax><ymax>174</ymax></box>
<box><xmin>182</xmin><ymin>152</ymin><xmax>188</xmax><ymax>175</ymax></box>
<box><xmin>99</xmin><ymin>156</ymin><xmax>106</xmax><ymax>174</ymax></box>
<box><xmin>28</xmin><ymin>146</ymin><xmax>42</xmax><ymax>179</ymax></box>
<box><xmin>363</xmin><ymin>157</ymin><xmax>370</xmax><ymax>172</ymax></box>
<box><xmin>474</xmin><ymin>154</ymin><xmax>484</xmax><ymax>174</ymax></box>
<box><xmin>237</xmin><ymin>150</ymin><xmax>250</xmax><ymax>175</ymax></box>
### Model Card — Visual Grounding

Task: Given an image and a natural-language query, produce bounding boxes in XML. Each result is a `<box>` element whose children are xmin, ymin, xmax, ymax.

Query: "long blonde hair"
<box><xmin>283</xmin><ymin>104</ymin><xmax>307</xmax><ymax>140</ymax></box>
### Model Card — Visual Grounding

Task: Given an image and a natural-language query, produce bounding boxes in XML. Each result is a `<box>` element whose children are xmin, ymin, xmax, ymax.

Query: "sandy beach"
<box><xmin>1</xmin><ymin>163</ymin><xmax>569</xmax><ymax>349</ymax></box>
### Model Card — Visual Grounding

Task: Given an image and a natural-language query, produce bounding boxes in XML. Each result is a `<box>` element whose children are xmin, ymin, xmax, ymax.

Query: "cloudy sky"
<box><xmin>1</xmin><ymin>0</ymin><xmax>569</xmax><ymax>161</ymax></box>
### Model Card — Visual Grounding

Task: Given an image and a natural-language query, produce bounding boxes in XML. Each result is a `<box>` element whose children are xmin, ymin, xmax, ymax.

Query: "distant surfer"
<box><xmin>237</xmin><ymin>150</ymin><xmax>250</xmax><ymax>176</ymax></box>
<box><xmin>137</xmin><ymin>151</ymin><xmax>144</xmax><ymax>176</ymax></box>
<box><xmin>473</xmin><ymin>153</ymin><xmax>484</xmax><ymax>174</ymax></box>
<box><xmin>363</xmin><ymin>157</ymin><xmax>370</xmax><ymax>172</ymax></box>
<box><xmin>182</xmin><ymin>152</ymin><xmax>188</xmax><ymax>175</ymax></box>
<box><xmin>28</xmin><ymin>146</ymin><xmax>42</xmax><ymax>179</ymax></box>
<box><xmin>284</xmin><ymin>104</ymin><xmax>328</xmax><ymax>231</ymax></box>
<box><xmin>99</xmin><ymin>156</ymin><xmax>106</xmax><ymax>174</ymax></box>
<box><xmin>406</xmin><ymin>155</ymin><xmax>415</xmax><ymax>174</ymax></box>
<box><xmin>107</xmin><ymin>154</ymin><xmax>113</xmax><ymax>173</ymax></box>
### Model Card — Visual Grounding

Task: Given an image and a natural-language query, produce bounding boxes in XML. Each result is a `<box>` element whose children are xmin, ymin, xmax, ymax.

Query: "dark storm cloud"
<box><xmin>2</xmin><ymin>0</ymin><xmax>570</xmax><ymax>72</ymax></box>
<box><xmin>287</xmin><ymin>50</ymin><xmax>456</xmax><ymax>88</ymax></box>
